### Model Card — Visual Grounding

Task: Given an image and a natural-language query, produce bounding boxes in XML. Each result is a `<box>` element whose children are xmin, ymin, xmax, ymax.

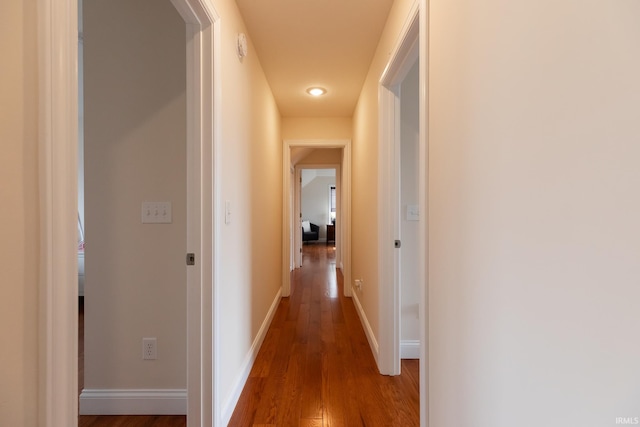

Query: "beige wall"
<box><xmin>282</xmin><ymin>117</ymin><xmax>352</xmax><ymax>140</ymax></box>
<box><xmin>211</xmin><ymin>0</ymin><xmax>283</xmax><ymax>416</ymax></box>
<box><xmin>351</xmin><ymin>0</ymin><xmax>416</xmax><ymax>349</ymax></box>
<box><xmin>297</xmin><ymin>148</ymin><xmax>343</xmax><ymax>165</ymax></box>
<box><xmin>83</xmin><ymin>0</ymin><xmax>187</xmax><ymax>391</ymax></box>
<box><xmin>0</xmin><ymin>0</ymin><xmax>39</xmax><ymax>424</ymax></box>
<box><xmin>430</xmin><ymin>0</ymin><xmax>640</xmax><ymax>424</ymax></box>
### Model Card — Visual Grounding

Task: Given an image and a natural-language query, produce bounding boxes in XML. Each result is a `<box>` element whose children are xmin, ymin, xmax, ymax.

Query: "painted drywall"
<box><xmin>0</xmin><ymin>0</ymin><xmax>39</xmax><ymax>425</ymax></box>
<box><xmin>429</xmin><ymin>0</ymin><xmax>640</xmax><ymax>425</ymax></box>
<box><xmin>301</xmin><ymin>172</ymin><xmax>336</xmax><ymax>241</ymax></box>
<box><xmin>210</xmin><ymin>0</ymin><xmax>283</xmax><ymax>417</ymax></box>
<box><xmin>83</xmin><ymin>0</ymin><xmax>187</xmax><ymax>393</ymax></box>
<box><xmin>301</xmin><ymin>168</ymin><xmax>336</xmax><ymax>188</ymax></box>
<box><xmin>400</xmin><ymin>60</ymin><xmax>420</xmax><ymax>350</ymax></box>
<box><xmin>282</xmin><ymin>117</ymin><xmax>352</xmax><ymax>140</ymax></box>
<box><xmin>297</xmin><ymin>148</ymin><xmax>343</xmax><ymax>165</ymax></box>
<box><xmin>352</xmin><ymin>0</ymin><xmax>417</xmax><ymax>354</ymax></box>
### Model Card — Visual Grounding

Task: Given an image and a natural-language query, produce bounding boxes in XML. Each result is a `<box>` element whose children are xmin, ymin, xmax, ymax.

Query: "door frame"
<box><xmin>38</xmin><ymin>0</ymin><xmax>220</xmax><ymax>425</ymax></box>
<box><xmin>377</xmin><ymin>0</ymin><xmax>421</xmax><ymax>378</ymax></box>
<box><xmin>419</xmin><ymin>2</ymin><xmax>428</xmax><ymax>425</ymax></box>
<box><xmin>282</xmin><ymin>140</ymin><xmax>352</xmax><ymax>298</ymax></box>
<box><xmin>294</xmin><ymin>164</ymin><xmax>341</xmax><ymax>268</ymax></box>
<box><xmin>378</xmin><ymin>2</ymin><xmax>429</xmax><ymax>424</ymax></box>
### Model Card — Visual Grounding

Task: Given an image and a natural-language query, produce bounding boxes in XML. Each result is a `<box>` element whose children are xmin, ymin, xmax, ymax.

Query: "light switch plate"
<box><xmin>225</xmin><ymin>200</ymin><xmax>231</xmax><ymax>224</ymax></box>
<box><xmin>406</xmin><ymin>204</ymin><xmax>419</xmax><ymax>221</ymax></box>
<box><xmin>142</xmin><ymin>202</ymin><xmax>172</xmax><ymax>224</ymax></box>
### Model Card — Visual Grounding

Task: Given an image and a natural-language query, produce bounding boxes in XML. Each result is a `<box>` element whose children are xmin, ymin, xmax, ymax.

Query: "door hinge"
<box><xmin>186</xmin><ymin>253</ymin><xmax>195</xmax><ymax>265</ymax></box>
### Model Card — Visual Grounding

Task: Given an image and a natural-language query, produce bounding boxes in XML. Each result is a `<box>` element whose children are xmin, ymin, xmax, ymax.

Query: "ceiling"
<box><xmin>235</xmin><ymin>0</ymin><xmax>395</xmax><ymax>118</ymax></box>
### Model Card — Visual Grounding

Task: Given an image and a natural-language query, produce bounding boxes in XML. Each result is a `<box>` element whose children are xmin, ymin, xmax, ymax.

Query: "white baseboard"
<box><xmin>79</xmin><ymin>389</ymin><xmax>186</xmax><ymax>415</ymax></box>
<box><xmin>220</xmin><ymin>288</ymin><xmax>282</xmax><ymax>425</ymax></box>
<box><xmin>401</xmin><ymin>340</ymin><xmax>420</xmax><ymax>359</ymax></box>
<box><xmin>351</xmin><ymin>291</ymin><xmax>379</xmax><ymax>366</ymax></box>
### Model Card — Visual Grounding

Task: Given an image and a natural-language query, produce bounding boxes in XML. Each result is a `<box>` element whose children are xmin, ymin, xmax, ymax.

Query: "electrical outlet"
<box><xmin>354</xmin><ymin>279</ymin><xmax>363</xmax><ymax>291</ymax></box>
<box><xmin>142</xmin><ymin>337</ymin><xmax>157</xmax><ymax>360</ymax></box>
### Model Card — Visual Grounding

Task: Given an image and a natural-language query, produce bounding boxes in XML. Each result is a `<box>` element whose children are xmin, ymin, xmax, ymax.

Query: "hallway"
<box><xmin>229</xmin><ymin>244</ymin><xmax>419</xmax><ymax>426</ymax></box>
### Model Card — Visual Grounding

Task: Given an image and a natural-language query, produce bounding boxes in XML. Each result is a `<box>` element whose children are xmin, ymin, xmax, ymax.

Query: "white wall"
<box><xmin>429</xmin><ymin>0</ymin><xmax>640</xmax><ymax>425</ymax></box>
<box><xmin>400</xmin><ymin>60</ymin><xmax>420</xmax><ymax>354</ymax></box>
<box><xmin>301</xmin><ymin>171</ymin><xmax>336</xmax><ymax>241</ymax></box>
<box><xmin>0</xmin><ymin>0</ymin><xmax>39</xmax><ymax>424</ymax></box>
<box><xmin>82</xmin><ymin>0</ymin><xmax>187</xmax><ymax>395</ymax></box>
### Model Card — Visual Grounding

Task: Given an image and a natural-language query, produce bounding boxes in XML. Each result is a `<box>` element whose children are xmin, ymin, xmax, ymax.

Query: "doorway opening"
<box><xmin>282</xmin><ymin>140</ymin><xmax>352</xmax><ymax>299</ymax></box>
<box><xmin>39</xmin><ymin>0</ymin><xmax>220</xmax><ymax>424</ymax></box>
<box><xmin>79</xmin><ymin>0</ymin><xmax>188</xmax><ymax>418</ymax></box>
<box><xmin>296</xmin><ymin>166</ymin><xmax>339</xmax><ymax>263</ymax></box>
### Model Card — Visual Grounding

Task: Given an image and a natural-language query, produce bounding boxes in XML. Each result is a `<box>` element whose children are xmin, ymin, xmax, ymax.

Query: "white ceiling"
<box><xmin>235</xmin><ymin>0</ymin><xmax>395</xmax><ymax>118</ymax></box>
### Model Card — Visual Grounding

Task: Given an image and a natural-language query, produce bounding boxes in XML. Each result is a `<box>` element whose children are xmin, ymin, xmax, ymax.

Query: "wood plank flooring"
<box><xmin>228</xmin><ymin>244</ymin><xmax>419</xmax><ymax>427</ymax></box>
<box><xmin>78</xmin><ymin>244</ymin><xmax>418</xmax><ymax>426</ymax></box>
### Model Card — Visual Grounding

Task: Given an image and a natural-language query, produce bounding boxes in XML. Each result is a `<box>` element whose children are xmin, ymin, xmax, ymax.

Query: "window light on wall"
<box><xmin>330</xmin><ymin>185</ymin><xmax>336</xmax><ymax>222</ymax></box>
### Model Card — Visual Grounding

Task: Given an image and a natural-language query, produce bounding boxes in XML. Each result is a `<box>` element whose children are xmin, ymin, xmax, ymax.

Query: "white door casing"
<box><xmin>419</xmin><ymin>2</ymin><xmax>428</xmax><ymax>425</ymax></box>
<box><xmin>377</xmin><ymin>0</ymin><xmax>420</xmax><ymax>377</ymax></box>
<box><xmin>377</xmin><ymin>2</ymin><xmax>429</xmax><ymax>425</ymax></box>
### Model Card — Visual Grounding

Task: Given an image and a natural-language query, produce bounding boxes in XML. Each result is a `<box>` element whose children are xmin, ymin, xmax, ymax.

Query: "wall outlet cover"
<box><xmin>142</xmin><ymin>337</ymin><xmax>157</xmax><ymax>360</ymax></box>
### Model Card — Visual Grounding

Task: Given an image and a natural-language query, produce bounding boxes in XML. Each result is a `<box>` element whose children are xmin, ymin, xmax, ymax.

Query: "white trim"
<box><xmin>378</xmin><ymin>1</ymin><xmax>420</xmax><ymax>377</ymax></box>
<box><xmin>79</xmin><ymin>389</ymin><xmax>187</xmax><ymax>415</ymax></box>
<box><xmin>294</xmin><ymin>167</ymin><xmax>302</xmax><ymax>267</ymax></box>
<box><xmin>220</xmin><ymin>289</ymin><xmax>282</xmax><ymax>425</ymax></box>
<box><xmin>282</xmin><ymin>140</ymin><xmax>352</xmax><ymax>298</ymax></box>
<box><xmin>351</xmin><ymin>290</ymin><xmax>379</xmax><ymax>365</ymax></box>
<box><xmin>401</xmin><ymin>340</ymin><xmax>421</xmax><ymax>360</ymax></box>
<box><xmin>39</xmin><ymin>0</ymin><xmax>220</xmax><ymax>425</ymax></box>
<box><xmin>211</xmin><ymin>8</ymin><xmax>223</xmax><ymax>427</ymax></box>
<box><xmin>419</xmin><ymin>1</ymin><xmax>429</xmax><ymax>426</ymax></box>
<box><xmin>169</xmin><ymin>2</ymin><xmax>221</xmax><ymax>425</ymax></box>
<box><xmin>38</xmin><ymin>0</ymin><xmax>78</xmax><ymax>424</ymax></box>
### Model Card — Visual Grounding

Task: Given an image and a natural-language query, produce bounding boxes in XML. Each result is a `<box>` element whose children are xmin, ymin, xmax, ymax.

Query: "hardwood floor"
<box><xmin>228</xmin><ymin>244</ymin><xmax>419</xmax><ymax>427</ymax></box>
<box><xmin>78</xmin><ymin>244</ymin><xmax>418</xmax><ymax>426</ymax></box>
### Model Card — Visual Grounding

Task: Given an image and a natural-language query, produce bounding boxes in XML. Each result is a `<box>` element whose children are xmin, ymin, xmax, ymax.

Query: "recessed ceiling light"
<box><xmin>306</xmin><ymin>87</ymin><xmax>327</xmax><ymax>97</ymax></box>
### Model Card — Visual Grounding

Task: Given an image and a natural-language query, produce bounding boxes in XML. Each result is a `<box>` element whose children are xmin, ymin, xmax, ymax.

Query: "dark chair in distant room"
<box><xmin>302</xmin><ymin>221</ymin><xmax>319</xmax><ymax>243</ymax></box>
